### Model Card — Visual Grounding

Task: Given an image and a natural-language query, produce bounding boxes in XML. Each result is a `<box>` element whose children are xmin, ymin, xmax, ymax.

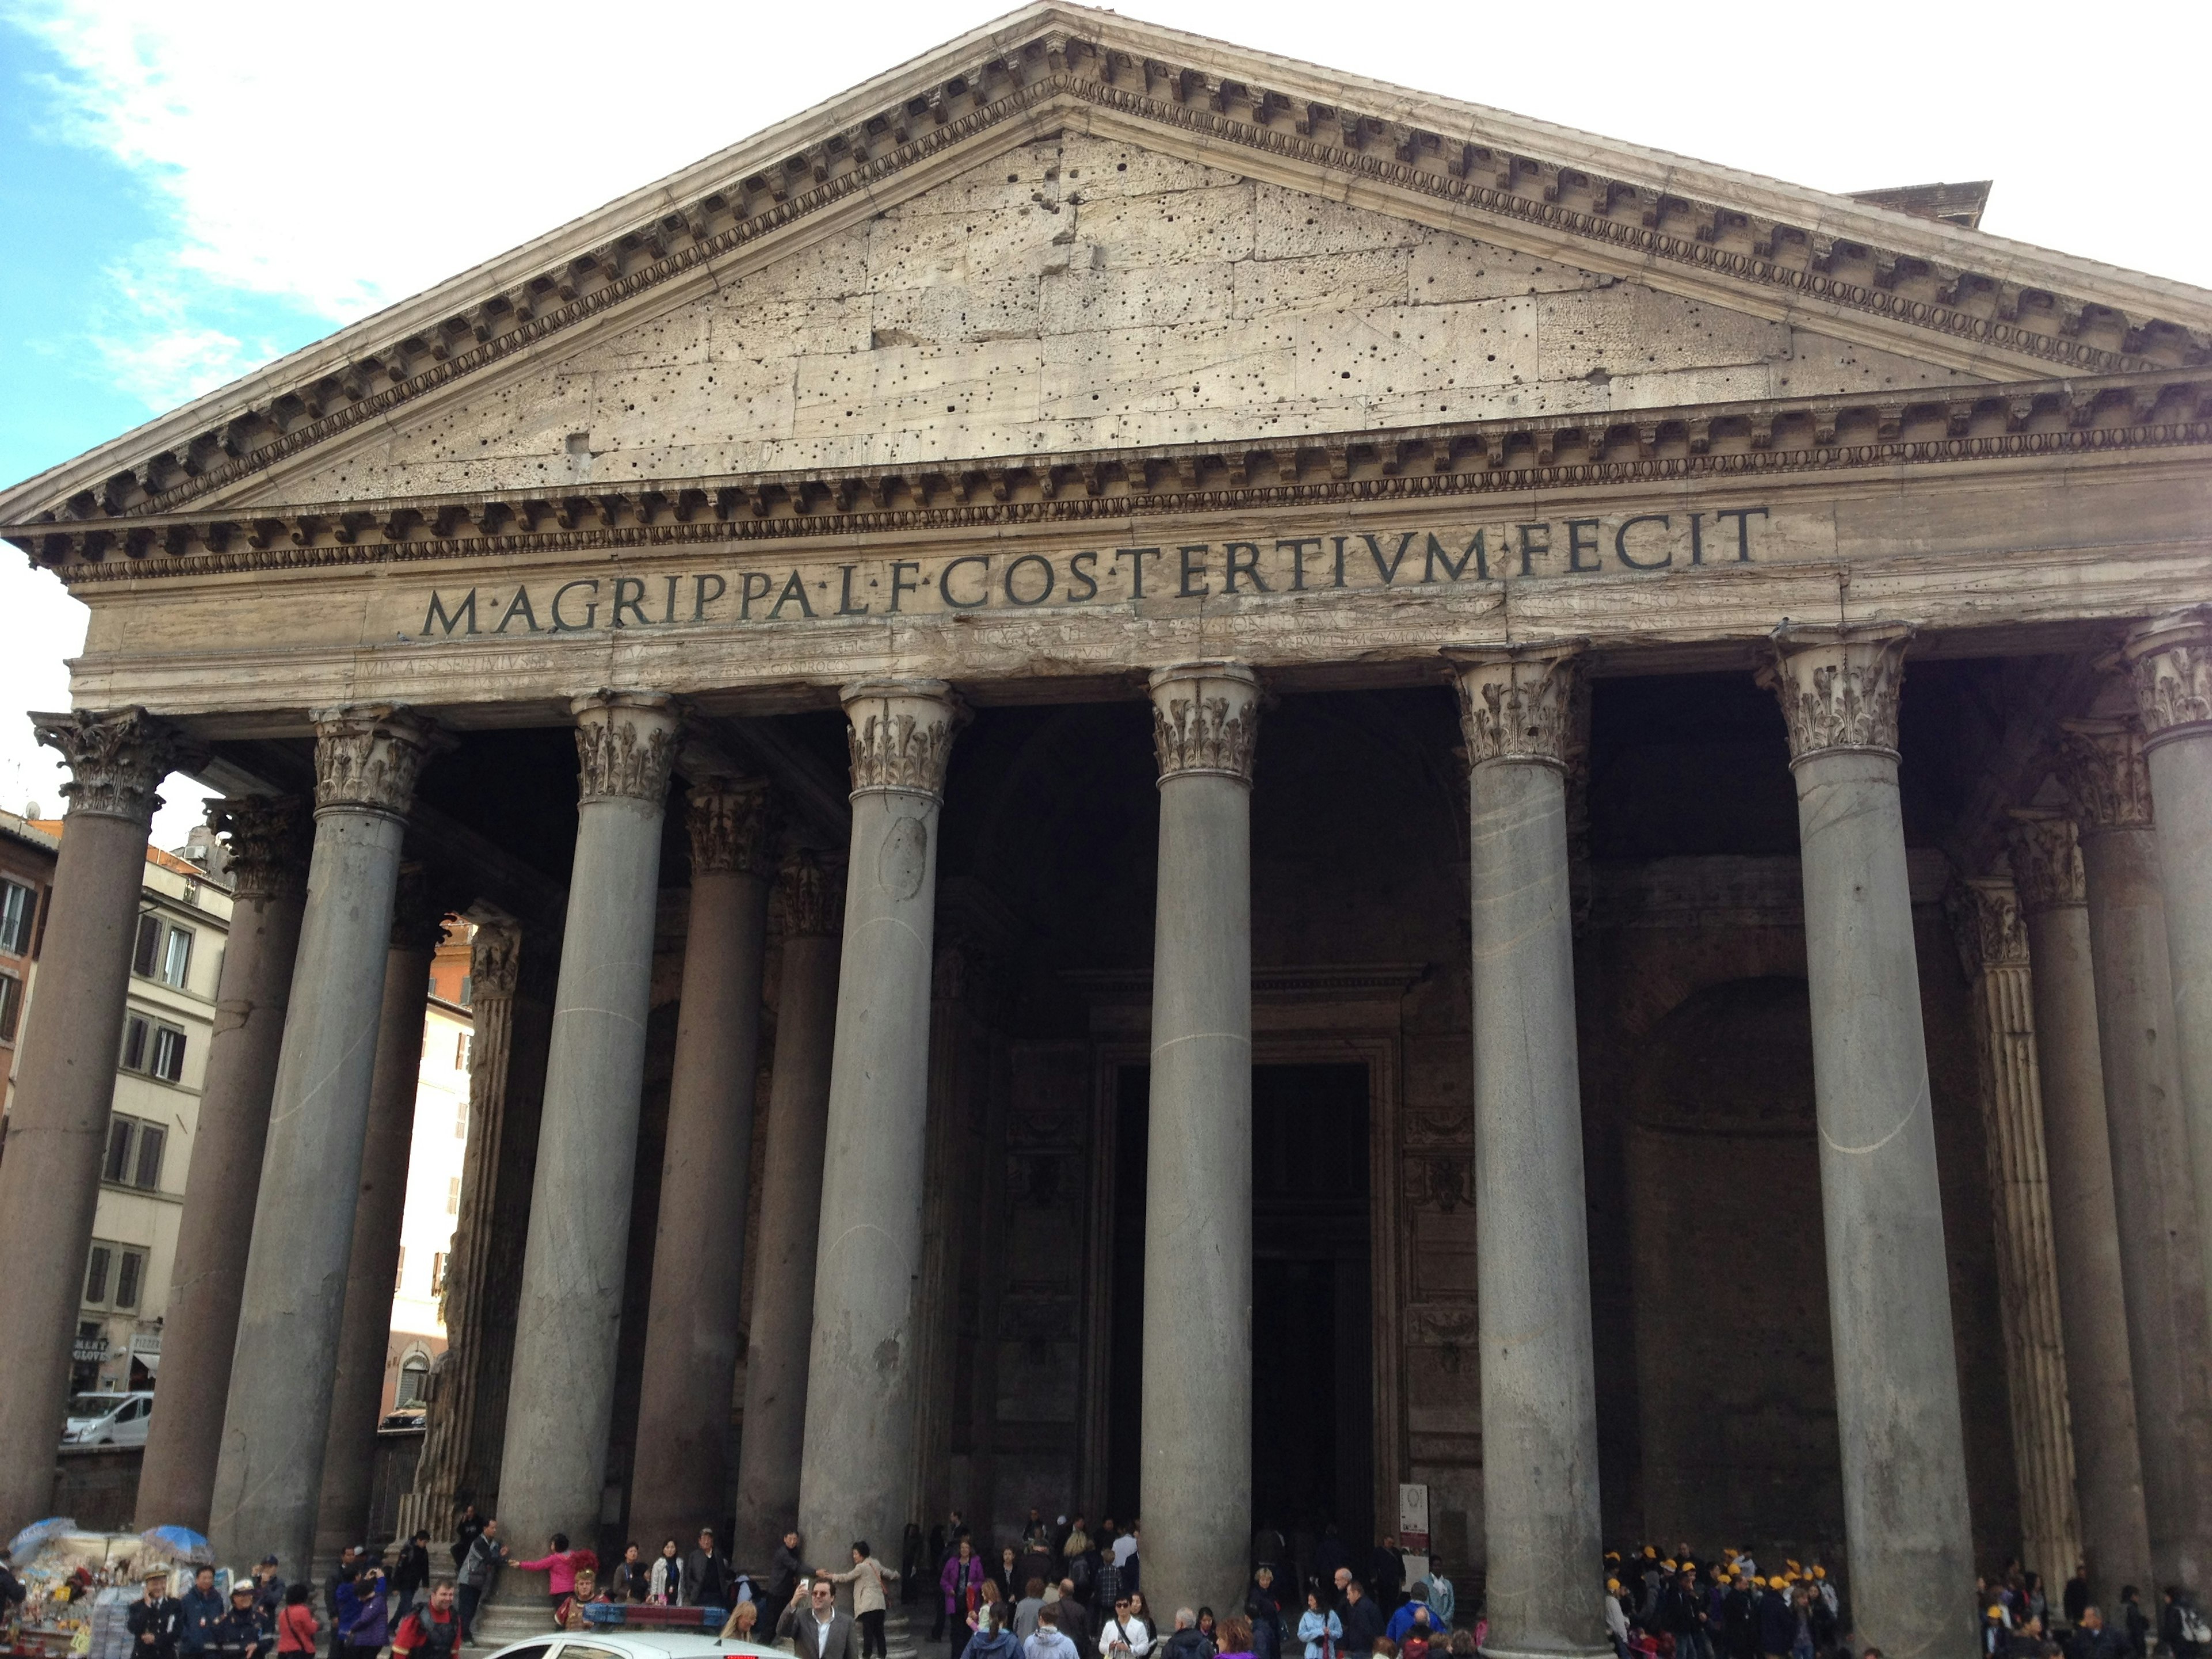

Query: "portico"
<box><xmin>2</xmin><ymin>7</ymin><xmax>2211</xmax><ymax>1653</ymax></box>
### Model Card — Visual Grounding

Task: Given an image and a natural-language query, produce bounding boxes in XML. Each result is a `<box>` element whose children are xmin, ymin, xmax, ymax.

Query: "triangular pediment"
<box><xmin>9</xmin><ymin>0</ymin><xmax>2211</xmax><ymax>532</ymax></box>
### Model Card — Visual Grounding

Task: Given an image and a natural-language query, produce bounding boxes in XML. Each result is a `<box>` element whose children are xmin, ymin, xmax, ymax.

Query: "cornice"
<box><xmin>18</xmin><ymin>370</ymin><xmax>2212</xmax><ymax>585</ymax></box>
<box><xmin>9</xmin><ymin>21</ymin><xmax>2210</xmax><ymax>535</ymax></box>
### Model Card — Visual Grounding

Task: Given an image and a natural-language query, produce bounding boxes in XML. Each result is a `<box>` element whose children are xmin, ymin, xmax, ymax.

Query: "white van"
<box><xmin>65</xmin><ymin>1391</ymin><xmax>154</xmax><ymax>1446</ymax></box>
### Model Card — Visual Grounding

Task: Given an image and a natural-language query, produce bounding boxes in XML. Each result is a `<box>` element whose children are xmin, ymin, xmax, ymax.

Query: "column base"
<box><xmin>1479</xmin><ymin>1643</ymin><xmax>1615</xmax><ymax>1659</ymax></box>
<box><xmin>468</xmin><ymin>1589</ymin><xmax>559</xmax><ymax>1650</ymax></box>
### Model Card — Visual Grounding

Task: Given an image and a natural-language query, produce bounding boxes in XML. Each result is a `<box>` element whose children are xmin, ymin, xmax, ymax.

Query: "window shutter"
<box><xmin>104</xmin><ymin>1119</ymin><xmax>134</xmax><ymax>1184</ymax></box>
<box><xmin>134</xmin><ymin>1124</ymin><xmax>166</xmax><ymax>1190</ymax></box>
<box><xmin>131</xmin><ymin>914</ymin><xmax>161</xmax><ymax>977</ymax></box>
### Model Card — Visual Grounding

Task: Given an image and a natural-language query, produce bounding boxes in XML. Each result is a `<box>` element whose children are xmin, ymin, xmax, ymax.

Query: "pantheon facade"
<box><xmin>2</xmin><ymin>10</ymin><xmax>2209</xmax><ymax>1659</ymax></box>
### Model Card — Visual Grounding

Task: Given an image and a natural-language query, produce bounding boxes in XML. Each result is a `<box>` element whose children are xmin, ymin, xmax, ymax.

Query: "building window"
<box><xmin>131</xmin><ymin>914</ymin><xmax>194</xmax><ymax>987</ymax></box>
<box><xmin>431</xmin><ymin>1251</ymin><xmax>448</xmax><ymax>1294</ymax></box>
<box><xmin>120</xmin><ymin>1017</ymin><xmax>187</xmax><ymax>1084</ymax></box>
<box><xmin>84</xmin><ymin>1243</ymin><xmax>113</xmax><ymax>1306</ymax></box>
<box><xmin>455</xmin><ymin>1031</ymin><xmax>472</xmax><ymax>1071</ymax></box>
<box><xmin>161</xmin><ymin>926</ymin><xmax>193</xmax><ymax>987</ymax></box>
<box><xmin>0</xmin><ymin>972</ymin><xmax>20</xmax><ymax>1044</ymax></box>
<box><xmin>445</xmin><ymin>1176</ymin><xmax>461</xmax><ymax>1215</ymax></box>
<box><xmin>459</xmin><ymin>974</ymin><xmax>472</xmax><ymax>1008</ymax></box>
<box><xmin>0</xmin><ymin>878</ymin><xmax>33</xmax><ymax>954</ymax></box>
<box><xmin>113</xmin><ymin>1248</ymin><xmax>145</xmax><ymax>1311</ymax></box>
<box><xmin>395</xmin><ymin>1353</ymin><xmax>431</xmax><ymax>1408</ymax></box>
<box><xmin>103</xmin><ymin>1117</ymin><xmax>166</xmax><ymax>1191</ymax></box>
<box><xmin>454</xmin><ymin>1099</ymin><xmax>468</xmax><ymax>1139</ymax></box>
<box><xmin>131</xmin><ymin>914</ymin><xmax>161</xmax><ymax>977</ymax></box>
<box><xmin>395</xmin><ymin>1246</ymin><xmax>407</xmax><ymax>1290</ymax></box>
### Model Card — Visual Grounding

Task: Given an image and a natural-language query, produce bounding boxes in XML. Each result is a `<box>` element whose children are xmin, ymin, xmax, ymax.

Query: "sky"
<box><xmin>1</xmin><ymin>0</ymin><xmax>2206</xmax><ymax>849</ymax></box>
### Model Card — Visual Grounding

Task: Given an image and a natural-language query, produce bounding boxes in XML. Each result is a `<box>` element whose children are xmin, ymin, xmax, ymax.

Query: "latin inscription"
<box><xmin>415</xmin><ymin>507</ymin><xmax>1769</xmax><ymax>638</ymax></box>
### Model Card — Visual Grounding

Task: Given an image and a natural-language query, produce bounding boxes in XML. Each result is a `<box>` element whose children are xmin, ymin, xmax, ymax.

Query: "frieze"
<box><xmin>2005</xmin><ymin>811</ymin><xmax>2086</xmax><ymax>914</ymax></box>
<box><xmin>18</xmin><ymin>30</ymin><xmax>2201</xmax><ymax>534</ymax></box>
<box><xmin>208</xmin><ymin>794</ymin><xmax>311</xmax><ymax>903</ymax></box>
<box><xmin>31</xmin><ymin>706</ymin><xmax>188</xmax><ymax>825</ymax></box>
<box><xmin>310</xmin><ymin>703</ymin><xmax>442</xmax><ymax>819</ymax></box>
<box><xmin>1763</xmin><ymin>622</ymin><xmax>1914</xmax><ymax>764</ymax></box>
<box><xmin>2124</xmin><ymin>605</ymin><xmax>2212</xmax><ymax>748</ymax></box>
<box><xmin>572</xmin><ymin>691</ymin><xmax>681</xmax><ymax>805</ymax></box>
<box><xmin>2057</xmin><ymin>718</ymin><xmax>2157</xmax><ymax>831</ymax></box>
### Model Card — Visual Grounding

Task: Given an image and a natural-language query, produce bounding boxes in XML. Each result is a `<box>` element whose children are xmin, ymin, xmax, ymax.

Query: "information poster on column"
<box><xmin>1399</xmin><ymin>1482</ymin><xmax>1430</xmax><ymax>1585</ymax></box>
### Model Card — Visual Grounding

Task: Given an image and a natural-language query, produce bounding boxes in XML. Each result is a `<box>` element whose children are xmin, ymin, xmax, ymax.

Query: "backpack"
<box><xmin>2180</xmin><ymin>1607</ymin><xmax>2210</xmax><ymax>1647</ymax></box>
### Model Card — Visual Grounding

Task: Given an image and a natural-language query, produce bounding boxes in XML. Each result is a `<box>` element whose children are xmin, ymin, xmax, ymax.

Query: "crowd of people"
<box><xmin>119</xmin><ymin>1556</ymin><xmax>461</xmax><ymax>1659</ymax></box>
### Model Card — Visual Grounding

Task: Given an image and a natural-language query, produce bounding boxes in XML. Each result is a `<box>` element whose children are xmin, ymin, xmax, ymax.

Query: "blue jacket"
<box><xmin>179</xmin><ymin>1588</ymin><xmax>226</xmax><ymax>1653</ymax></box>
<box><xmin>1385</xmin><ymin>1607</ymin><xmax>1445</xmax><ymax>1646</ymax></box>
<box><xmin>1298</xmin><ymin>1611</ymin><xmax>1341</xmax><ymax>1659</ymax></box>
<box><xmin>337</xmin><ymin>1584</ymin><xmax>389</xmax><ymax>1649</ymax></box>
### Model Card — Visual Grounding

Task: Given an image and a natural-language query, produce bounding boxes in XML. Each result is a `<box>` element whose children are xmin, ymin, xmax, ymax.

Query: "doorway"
<box><xmin>1104</xmin><ymin>1062</ymin><xmax>1374</xmax><ymax>1561</ymax></box>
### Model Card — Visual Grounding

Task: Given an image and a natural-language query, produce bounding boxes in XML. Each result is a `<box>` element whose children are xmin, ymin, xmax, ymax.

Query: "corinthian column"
<box><xmin>1441</xmin><ymin>643</ymin><xmax>1607</xmax><ymax>1659</ymax></box>
<box><xmin>2124</xmin><ymin>609</ymin><xmax>2212</xmax><ymax>1336</ymax></box>
<box><xmin>1946</xmin><ymin>878</ymin><xmax>2081</xmax><ymax>1586</ymax></box>
<box><xmin>316</xmin><ymin>870</ymin><xmax>452</xmax><ymax>1559</ymax></box>
<box><xmin>2006</xmin><ymin>810</ymin><xmax>2152</xmax><ymax>1601</ymax></box>
<box><xmin>2058</xmin><ymin>715</ymin><xmax>2212</xmax><ymax>1589</ymax></box>
<box><xmin>484</xmin><ymin>691</ymin><xmax>681</xmax><ymax>1634</ymax></box>
<box><xmin>136</xmin><ymin>796</ymin><xmax>312</xmax><ymax>1531</ymax></box>
<box><xmin>1139</xmin><ymin>661</ymin><xmax>1261</xmax><ymax>1616</ymax></box>
<box><xmin>210</xmin><ymin>705</ymin><xmax>442</xmax><ymax>1572</ymax></box>
<box><xmin>734</xmin><ymin>851</ymin><xmax>844</xmax><ymax>1565</ymax></box>
<box><xmin>797</xmin><ymin>681</ymin><xmax>962</xmax><ymax>1563</ymax></box>
<box><xmin>631</xmin><ymin>779</ymin><xmax>775</xmax><ymax>1548</ymax></box>
<box><xmin>1764</xmin><ymin>623</ymin><xmax>1972</xmax><ymax>1659</ymax></box>
<box><xmin>0</xmin><ymin>709</ymin><xmax>187</xmax><ymax>1537</ymax></box>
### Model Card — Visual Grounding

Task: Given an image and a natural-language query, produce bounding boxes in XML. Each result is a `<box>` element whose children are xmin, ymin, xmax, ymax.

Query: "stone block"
<box><xmin>1232</xmin><ymin>248</ymin><xmax>1411</xmax><ymax>318</ymax></box>
<box><xmin>1408</xmin><ymin>232</ymin><xmax>1608</xmax><ymax>302</ymax></box>
<box><xmin>1255</xmin><ymin>182</ymin><xmax>1426</xmax><ymax>258</ymax></box>
<box><xmin>1039</xmin><ymin>263</ymin><xmax>1240</xmax><ymax>335</ymax></box>
<box><xmin>1059</xmin><ymin>130</ymin><xmax>1244</xmax><ymax>196</ymax></box>
<box><xmin>1073</xmin><ymin>182</ymin><xmax>1256</xmax><ymax>267</ymax></box>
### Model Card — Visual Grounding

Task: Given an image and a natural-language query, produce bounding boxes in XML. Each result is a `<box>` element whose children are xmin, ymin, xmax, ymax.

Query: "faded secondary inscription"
<box><xmin>416</xmin><ymin>507</ymin><xmax>1770</xmax><ymax>638</ymax></box>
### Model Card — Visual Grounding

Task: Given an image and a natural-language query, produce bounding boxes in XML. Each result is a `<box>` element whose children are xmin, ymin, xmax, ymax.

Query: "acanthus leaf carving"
<box><xmin>1148</xmin><ymin>661</ymin><xmax>1262</xmax><ymax>783</ymax></box>
<box><xmin>843</xmin><ymin>679</ymin><xmax>962</xmax><ymax>798</ymax></box>
<box><xmin>1946</xmin><ymin>877</ymin><xmax>2029</xmax><ymax>978</ymax></box>
<box><xmin>571</xmin><ymin>691</ymin><xmax>680</xmax><ymax>805</ymax></box>
<box><xmin>687</xmin><ymin>778</ymin><xmax>775</xmax><ymax>874</ymax></box>
<box><xmin>2124</xmin><ymin>606</ymin><xmax>2212</xmax><ymax>747</ymax></box>
<box><xmin>469</xmin><ymin>918</ymin><xmax>523</xmax><ymax>999</ymax></box>
<box><xmin>779</xmin><ymin>849</ymin><xmax>846</xmax><ymax>939</ymax></box>
<box><xmin>209</xmin><ymin>794</ymin><xmax>312</xmax><ymax>903</ymax></box>
<box><xmin>31</xmin><ymin>706</ymin><xmax>187</xmax><ymax>825</ymax></box>
<box><xmin>1444</xmin><ymin>641</ymin><xmax>1585</xmax><ymax>768</ymax></box>
<box><xmin>2004</xmin><ymin>810</ymin><xmax>2086</xmax><ymax>912</ymax></box>
<box><xmin>2057</xmin><ymin>717</ymin><xmax>2156</xmax><ymax>831</ymax></box>
<box><xmin>1761</xmin><ymin>622</ymin><xmax>1914</xmax><ymax>763</ymax></box>
<box><xmin>311</xmin><ymin>703</ymin><xmax>444</xmax><ymax>817</ymax></box>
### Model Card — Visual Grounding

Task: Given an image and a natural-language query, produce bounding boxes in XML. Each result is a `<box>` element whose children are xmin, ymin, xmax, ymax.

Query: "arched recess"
<box><xmin>1626</xmin><ymin>975</ymin><xmax>1845</xmax><ymax>1557</ymax></box>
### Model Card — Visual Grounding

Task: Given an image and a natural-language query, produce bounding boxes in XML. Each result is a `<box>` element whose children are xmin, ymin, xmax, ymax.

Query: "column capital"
<box><xmin>2005</xmin><ymin>809</ymin><xmax>2088</xmax><ymax>912</ymax></box>
<box><xmin>209</xmin><ymin>796</ymin><xmax>312</xmax><ymax>903</ymax></box>
<box><xmin>2056</xmin><ymin>718</ymin><xmax>2156</xmax><ymax>831</ymax></box>
<box><xmin>688</xmin><ymin>778</ymin><xmax>775</xmax><ymax>875</ymax></box>
<box><xmin>1442</xmin><ymin>640</ymin><xmax>1586</xmax><ymax>770</ymax></box>
<box><xmin>571</xmin><ymin>691</ymin><xmax>683</xmax><ymax>805</ymax></box>
<box><xmin>1760</xmin><ymin>621</ymin><xmax>1916</xmax><ymax>765</ymax></box>
<box><xmin>31</xmin><ymin>706</ymin><xmax>192</xmax><ymax>825</ymax></box>
<box><xmin>1147</xmin><ymin>660</ymin><xmax>1262</xmax><ymax>784</ymax></box>
<box><xmin>2123</xmin><ymin>605</ymin><xmax>2212</xmax><ymax>752</ymax></box>
<box><xmin>469</xmin><ymin>916</ymin><xmax>523</xmax><ymax>999</ymax></box>
<box><xmin>842</xmin><ymin>679</ymin><xmax>964</xmax><ymax>800</ymax></box>
<box><xmin>778</xmin><ymin>849</ymin><xmax>846</xmax><ymax>938</ymax></box>
<box><xmin>389</xmin><ymin>864</ymin><xmax>454</xmax><ymax>953</ymax></box>
<box><xmin>310</xmin><ymin>704</ymin><xmax>445</xmax><ymax>819</ymax></box>
<box><xmin>1946</xmin><ymin>876</ymin><xmax>2031</xmax><ymax>979</ymax></box>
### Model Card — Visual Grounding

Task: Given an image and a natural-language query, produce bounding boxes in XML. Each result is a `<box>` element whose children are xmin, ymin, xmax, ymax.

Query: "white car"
<box><xmin>65</xmin><ymin>1391</ymin><xmax>154</xmax><ymax>1446</ymax></box>
<box><xmin>479</xmin><ymin>1632</ymin><xmax>784</xmax><ymax>1659</ymax></box>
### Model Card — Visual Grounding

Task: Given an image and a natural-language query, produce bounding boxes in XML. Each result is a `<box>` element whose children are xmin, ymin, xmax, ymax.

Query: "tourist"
<box><xmin>1605</xmin><ymin>1580</ymin><xmax>1630</xmax><ymax>1659</ymax></box>
<box><xmin>391</xmin><ymin>1585</ymin><xmax>459</xmax><ymax>1659</ymax></box>
<box><xmin>449</xmin><ymin>1509</ymin><xmax>484</xmax><ymax>1572</ymax></box>
<box><xmin>1217</xmin><ymin>1616</ymin><xmax>1255</xmax><ymax>1659</ymax></box>
<box><xmin>774</xmin><ymin>1534</ymin><xmax>809</xmax><ymax>1613</ymax></box>
<box><xmin>1016</xmin><ymin>1582</ymin><xmax>1049</xmax><ymax>1642</ymax></box>
<box><xmin>1245</xmin><ymin>1567</ymin><xmax>1285</xmax><ymax>1659</ymax></box>
<box><xmin>1339</xmin><ymin>1583</ymin><xmax>1382</xmax><ymax>1659</ymax></box>
<box><xmin>1103</xmin><ymin>1593</ymin><xmax>1155</xmax><ymax>1659</ymax></box>
<box><xmin>180</xmin><ymin>1567</ymin><xmax>225</xmax><ymax>1659</ymax></box>
<box><xmin>558</xmin><ymin>1570</ymin><xmax>601</xmax><ymax>1631</ymax></box>
<box><xmin>1369</xmin><ymin>1543</ymin><xmax>1407</xmax><ymax>1613</ymax></box>
<box><xmin>721</xmin><ymin>1601</ymin><xmax>763</xmax><ymax>1643</ymax></box>
<box><xmin>1386</xmin><ymin>1588</ymin><xmax>1441</xmax><ymax>1646</ymax></box>
<box><xmin>322</xmin><ymin>1552</ymin><xmax>359</xmax><ymax>1658</ymax></box>
<box><xmin>1298</xmin><ymin>1591</ymin><xmax>1340</xmax><ymax>1659</ymax></box>
<box><xmin>250</xmin><ymin>1560</ymin><xmax>286</xmax><ymax>1637</ymax></box>
<box><xmin>2118</xmin><ymin>1590</ymin><xmax>2149</xmax><ymax>1659</ymax></box>
<box><xmin>454</xmin><ymin>1520</ymin><xmax>507</xmax><ymax>1643</ymax></box>
<box><xmin>130</xmin><ymin>1570</ymin><xmax>182</xmax><ymax>1659</ymax></box>
<box><xmin>2073</xmin><ymin>1609</ymin><xmax>2130</xmax><ymax>1659</ymax></box>
<box><xmin>969</xmin><ymin>1598</ymin><xmax>1022</xmax><ymax>1659</ymax></box>
<box><xmin>1758</xmin><ymin>1580</ymin><xmax>1795</xmax><ymax>1659</ymax></box>
<box><xmin>604</xmin><ymin>1544</ymin><xmax>642</xmax><ymax>1605</ymax></box>
<box><xmin>515</xmin><ymin>1534</ymin><xmax>589</xmax><ymax>1625</ymax></box>
<box><xmin>1161</xmin><ymin>1608</ymin><xmax>1214</xmax><ymax>1659</ymax></box>
<box><xmin>390</xmin><ymin>1533</ymin><xmax>431</xmax><ymax>1622</ymax></box>
<box><xmin>688</xmin><ymin>1531</ymin><xmax>735</xmax><ymax>1611</ymax></box>
<box><xmin>210</xmin><ymin>1583</ymin><xmax>267</xmax><ymax>1659</ymax></box>
<box><xmin>994</xmin><ymin>1549</ymin><xmax>1024</xmax><ymax>1608</ymax></box>
<box><xmin>945</xmin><ymin>1540</ymin><xmax>987</xmax><ymax>1659</ymax></box>
<box><xmin>1418</xmin><ymin>1567</ymin><xmax>1454</xmax><ymax>1632</ymax></box>
<box><xmin>338</xmin><ymin>1566</ymin><xmax>389</xmax><ymax>1659</ymax></box>
<box><xmin>650</xmin><ymin>1541</ymin><xmax>685</xmax><ymax>1606</ymax></box>
<box><xmin>781</xmin><ymin>1577</ymin><xmax>855</xmax><ymax>1659</ymax></box>
<box><xmin>1031</xmin><ymin>1605</ymin><xmax>1083</xmax><ymax>1659</ymax></box>
<box><xmin>272</xmin><ymin>1587</ymin><xmax>316</xmax><ymax>1659</ymax></box>
<box><xmin>1059</xmin><ymin>1582</ymin><xmax>1095</xmax><ymax>1650</ymax></box>
<box><xmin>2161</xmin><ymin>1590</ymin><xmax>2209</xmax><ymax>1659</ymax></box>
<box><xmin>831</xmin><ymin>1541</ymin><xmax>900</xmax><ymax>1659</ymax></box>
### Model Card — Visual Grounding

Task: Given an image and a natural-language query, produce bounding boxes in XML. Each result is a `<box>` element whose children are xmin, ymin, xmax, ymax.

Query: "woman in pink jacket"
<box><xmin>515</xmin><ymin>1535</ymin><xmax>593</xmax><ymax>1627</ymax></box>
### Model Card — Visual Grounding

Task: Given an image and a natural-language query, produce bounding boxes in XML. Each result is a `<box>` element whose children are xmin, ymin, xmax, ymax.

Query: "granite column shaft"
<box><xmin>482</xmin><ymin>691</ymin><xmax>681</xmax><ymax>1633</ymax></box>
<box><xmin>1139</xmin><ymin>661</ymin><xmax>1260</xmax><ymax>1618</ymax></box>
<box><xmin>733</xmin><ymin>851</ymin><xmax>843</xmax><ymax>1565</ymax></box>
<box><xmin>1767</xmin><ymin>624</ymin><xmax>1974</xmax><ymax>1659</ymax></box>
<box><xmin>2060</xmin><ymin>715</ymin><xmax>2212</xmax><ymax>1590</ymax></box>
<box><xmin>134</xmin><ymin>796</ymin><xmax>310</xmax><ymax>1531</ymax></box>
<box><xmin>314</xmin><ymin>876</ymin><xmax>446</xmax><ymax>1560</ymax></box>
<box><xmin>797</xmin><ymin>681</ymin><xmax>962</xmax><ymax>1563</ymax></box>
<box><xmin>631</xmin><ymin>779</ymin><xmax>775</xmax><ymax>1547</ymax></box>
<box><xmin>209</xmin><ymin>706</ymin><xmax>440</xmax><ymax>1571</ymax></box>
<box><xmin>0</xmin><ymin>710</ymin><xmax>184</xmax><ymax>1537</ymax></box>
<box><xmin>2008</xmin><ymin>809</ymin><xmax>2153</xmax><ymax>1600</ymax></box>
<box><xmin>1444</xmin><ymin>644</ymin><xmax>1607</xmax><ymax>1659</ymax></box>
